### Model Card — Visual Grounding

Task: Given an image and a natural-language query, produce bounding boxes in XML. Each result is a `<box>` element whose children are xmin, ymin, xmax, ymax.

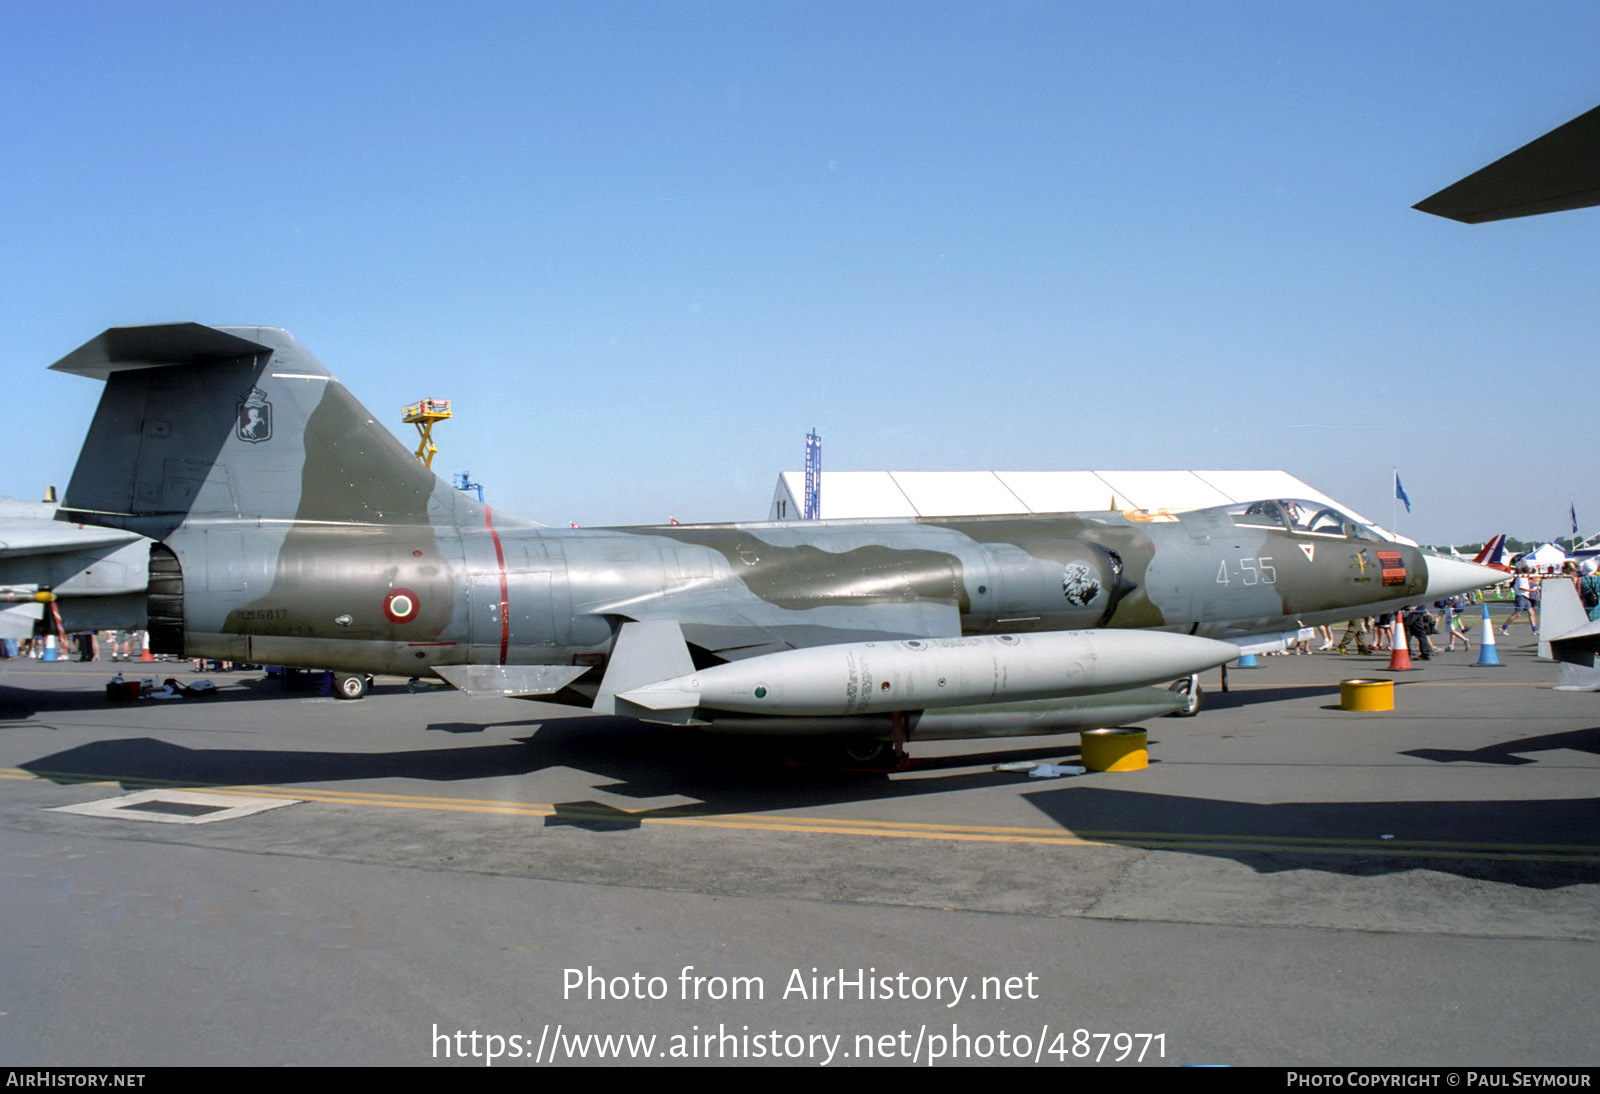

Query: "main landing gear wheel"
<box><xmin>785</xmin><ymin>737</ymin><xmax>911</xmax><ymax>772</ymax></box>
<box><xmin>334</xmin><ymin>672</ymin><xmax>372</xmax><ymax>700</ymax></box>
<box><xmin>1167</xmin><ymin>674</ymin><xmax>1203</xmax><ymax>717</ymax></box>
<box><xmin>839</xmin><ymin>739</ymin><xmax>900</xmax><ymax>769</ymax></box>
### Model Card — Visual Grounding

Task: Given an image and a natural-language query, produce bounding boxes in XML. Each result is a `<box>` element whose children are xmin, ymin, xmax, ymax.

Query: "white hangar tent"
<box><xmin>1520</xmin><ymin>543</ymin><xmax>1571</xmax><ymax>572</ymax></box>
<box><xmin>768</xmin><ymin>469</ymin><xmax>1403</xmax><ymax>540</ymax></box>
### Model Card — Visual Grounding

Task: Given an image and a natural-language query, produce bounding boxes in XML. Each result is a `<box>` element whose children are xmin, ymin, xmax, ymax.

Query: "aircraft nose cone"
<box><xmin>1423</xmin><ymin>554</ymin><xmax>1505</xmax><ymax>600</ymax></box>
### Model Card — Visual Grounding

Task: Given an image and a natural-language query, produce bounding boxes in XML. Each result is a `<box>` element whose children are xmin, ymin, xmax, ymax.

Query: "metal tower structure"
<box><xmin>803</xmin><ymin>430</ymin><xmax>822</xmax><ymax>519</ymax></box>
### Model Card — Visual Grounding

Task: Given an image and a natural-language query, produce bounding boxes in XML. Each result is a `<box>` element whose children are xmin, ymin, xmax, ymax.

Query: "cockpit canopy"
<box><xmin>1224</xmin><ymin>499</ymin><xmax>1385</xmax><ymax>541</ymax></box>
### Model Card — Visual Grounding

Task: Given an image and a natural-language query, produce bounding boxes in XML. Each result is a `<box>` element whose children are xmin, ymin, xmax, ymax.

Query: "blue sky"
<box><xmin>5</xmin><ymin>1</ymin><xmax>1597</xmax><ymax>544</ymax></box>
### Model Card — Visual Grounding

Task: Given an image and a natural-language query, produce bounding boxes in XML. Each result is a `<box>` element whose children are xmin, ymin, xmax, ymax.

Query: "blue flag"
<box><xmin>1394</xmin><ymin>472</ymin><xmax>1411</xmax><ymax>513</ymax></box>
<box><xmin>1572</xmin><ymin>503</ymin><xmax>1579</xmax><ymax>537</ymax></box>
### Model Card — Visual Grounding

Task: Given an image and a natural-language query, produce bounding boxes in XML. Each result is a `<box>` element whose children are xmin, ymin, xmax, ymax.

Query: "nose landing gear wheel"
<box><xmin>1167</xmin><ymin>674</ymin><xmax>1203</xmax><ymax>717</ymax></box>
<box><xmin>334</xmin><ymin>672</ymin><xmax>372</xmax><ymax>700</ymax></box>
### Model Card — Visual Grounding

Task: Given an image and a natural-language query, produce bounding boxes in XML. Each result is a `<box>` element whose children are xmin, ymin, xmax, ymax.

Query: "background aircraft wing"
<box><xmin>1414</xmin><ymin>104</ymin><xmax>1600</xmax><ymax>223</ymax></box>
<box><xmin>0</xmin><ymin>597</ymin><xmax>43</xmax><ymax>640</ymax></box>
<box><xmin>0</xmin><ymin>522</ymin><xmax>142</xmax><ymax>557</ymax></box>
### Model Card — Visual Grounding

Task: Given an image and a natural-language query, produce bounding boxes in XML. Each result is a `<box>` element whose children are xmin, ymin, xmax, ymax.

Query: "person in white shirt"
<box><xmin>1502</xmin><ymin>565</ymin><xmax>1539</xmax><ymax>636</ymax></box>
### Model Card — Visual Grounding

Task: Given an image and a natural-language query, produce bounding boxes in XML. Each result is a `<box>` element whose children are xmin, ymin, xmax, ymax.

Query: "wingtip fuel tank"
<box><xmin>617</xmin><ymin>629</ymin><xmax>1239</xmax><ymax>719</ymax></box>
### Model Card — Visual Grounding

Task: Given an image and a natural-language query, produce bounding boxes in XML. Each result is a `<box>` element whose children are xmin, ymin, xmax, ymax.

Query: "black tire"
<box><xmin>837</xmin><ymin>738</ymin><xmax>898</xmax><ymax>768</ymax></box>
<box><xmin>1167</xmin><ymin>675</ymin><xmax>1203</xmax><ymax>717</ymax></box>
<box><xmin>334</xmin><ymin>672</ymin><xmax>370</xmax><ymax>701</ymax></box>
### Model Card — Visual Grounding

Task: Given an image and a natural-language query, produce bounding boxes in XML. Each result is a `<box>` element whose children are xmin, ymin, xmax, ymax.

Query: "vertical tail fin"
<box><xmin>1472</xmin><ymin>534</ymin><xmax>1507</xmax><ymax>568</ymax></box>
<box><xmin>53</xmin><ymin>323</ymin><xmax>446</xmax><ymax>540</ymax></box>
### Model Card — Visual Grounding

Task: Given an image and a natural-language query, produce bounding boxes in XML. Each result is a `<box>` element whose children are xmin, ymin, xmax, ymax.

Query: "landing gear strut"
<box><xmin>838</xmin><ymin>739</ymin><xmax>899</xmax><ymax>768</ymax></box>
<box><xmin>833</xmin><ymin>712</ymin><xmax>913</xmax><ymax>770</ymax></box>
<box><xmin>1167</xmin><ymin>673</ymin><xmax>1203</xmax><ymax>717</ymax></box>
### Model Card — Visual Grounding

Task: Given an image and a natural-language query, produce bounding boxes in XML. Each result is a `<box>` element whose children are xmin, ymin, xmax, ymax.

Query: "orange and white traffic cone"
<box><xmin>1387</xmin><ymin>614</ymin><xmax>1413</xmax><ymax>671</ymax></box>
<box><xmin>139</xmin><ymin>630</ymin><xmax>153</xmax><ymax>663</ymax></box>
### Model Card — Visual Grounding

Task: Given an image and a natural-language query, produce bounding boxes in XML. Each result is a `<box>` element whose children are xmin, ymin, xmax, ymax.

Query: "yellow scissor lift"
<box><xmin>402</xmin><ymin>398</ymin><xmax>452</xmax><ymax>468</ymax></box>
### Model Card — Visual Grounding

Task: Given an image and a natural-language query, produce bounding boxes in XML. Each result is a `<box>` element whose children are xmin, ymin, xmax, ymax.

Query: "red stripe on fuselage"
<box><xmin>485</xmin><ymin>506</ymin><xmax>510</xmax><ymax>665</ymax></box>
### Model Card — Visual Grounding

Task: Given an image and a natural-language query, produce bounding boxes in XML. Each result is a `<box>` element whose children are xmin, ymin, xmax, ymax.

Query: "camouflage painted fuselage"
<box><xmin>53</xmin><ymin>325</ymin><xmax>1457</xmax><ymax>697</ymax></box>
<box><xmin>154</xmin><ymin>503</ymin><xmax>1428</xmax><ymax>686</ymax></box>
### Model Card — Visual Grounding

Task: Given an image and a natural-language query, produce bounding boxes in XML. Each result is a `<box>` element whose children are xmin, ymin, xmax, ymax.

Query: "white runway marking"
<box><xmin>50</xmin><ymin>789</ymin><xmax>300</xmax><ymax>825</ymax></box>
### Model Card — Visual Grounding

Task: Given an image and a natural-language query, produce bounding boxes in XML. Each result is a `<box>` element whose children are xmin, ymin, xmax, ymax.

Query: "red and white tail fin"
<box><xmin>1472</xmin><ymin>534</ymin><xmax>1508</xmax><ymax>570</ymax></box>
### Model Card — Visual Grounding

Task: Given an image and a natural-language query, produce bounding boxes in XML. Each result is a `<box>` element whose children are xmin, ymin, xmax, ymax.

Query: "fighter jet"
<box><xmin>49</xmin><ymin>324</ymin><xmax>1500</xmax><ymax>758</ymax></box>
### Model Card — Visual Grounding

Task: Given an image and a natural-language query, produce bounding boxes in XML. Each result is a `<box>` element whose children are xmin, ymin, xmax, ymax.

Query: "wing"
<box><xmin>587</xmin><ymin>525</ymin><xmax>969</xmax><ymax>659</ymax></box>
<box><xmin>0</xmin><ymin>518</ymin><xmax>142</xmax><ymax>558</ymax></box>
<box><xmin>623</xmin><ymin>600</ymin><xmax>964</xmax><ymax>661</ymax></box>
<box><xmin>1415</xmin><ymin>104</ymin><xmax>1600</xmax><ymax>223</ymax></box>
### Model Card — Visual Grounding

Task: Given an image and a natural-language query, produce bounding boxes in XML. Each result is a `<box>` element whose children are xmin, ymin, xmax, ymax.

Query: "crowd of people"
<box><xmin>1367</xmin><ymin>556</ymin><xmax>1600</xmax><ymax>662</ymax></box>
<box><xmin>1488</xmin><ymin>556</ymin><xmax>1600</xmax><ymax>634</ymax></box>
<box><xmin>0</xmin><ymin>629</ymin><xmax>145</xmax><ymax>661</ymax></box>
<box><xmin>1279</xmin><ymin>594</ymin><xmax>1484</xmax><ymax>661</ymax></box>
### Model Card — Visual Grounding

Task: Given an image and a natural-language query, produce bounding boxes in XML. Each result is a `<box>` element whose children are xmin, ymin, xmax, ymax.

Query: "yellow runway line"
<box><xmin>7</xmin><ymin>767</ymin><xmax>1599</xmax><ymax>863</ymax></box>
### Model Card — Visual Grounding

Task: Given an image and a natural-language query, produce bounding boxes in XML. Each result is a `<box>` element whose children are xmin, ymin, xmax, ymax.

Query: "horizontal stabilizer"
<box><xmin>50</xmin><ymin>324</ymin><xmax>274</xmax><ymax>380</ymax></box>
<box><xmin>53</xmin><ymin>322</ymin><xmax>445</xmax><ymax>540</ymax></box>
<box><xmin>433</xmin><ymin>664</ymin><xmax>590</xmax><ymax>698</ymax></box>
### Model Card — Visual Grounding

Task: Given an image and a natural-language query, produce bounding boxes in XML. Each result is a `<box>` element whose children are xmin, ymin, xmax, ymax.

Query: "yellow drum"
<box><xmin>1079</xmin><ymin>728</ymin><xmax>1148</xmax><ymax>772</ymax></box>
<box><xmin>1339</xmin><ymin>678</ymin><xmax>1394</xmax><ymax>712</ymax></box>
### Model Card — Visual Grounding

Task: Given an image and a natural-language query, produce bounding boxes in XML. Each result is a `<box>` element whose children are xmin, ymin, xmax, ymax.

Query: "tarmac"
<box><xmin>1</xmin><ymin>608</ymin><xmax>1595</xmax><ymax>1067</ymax></box>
